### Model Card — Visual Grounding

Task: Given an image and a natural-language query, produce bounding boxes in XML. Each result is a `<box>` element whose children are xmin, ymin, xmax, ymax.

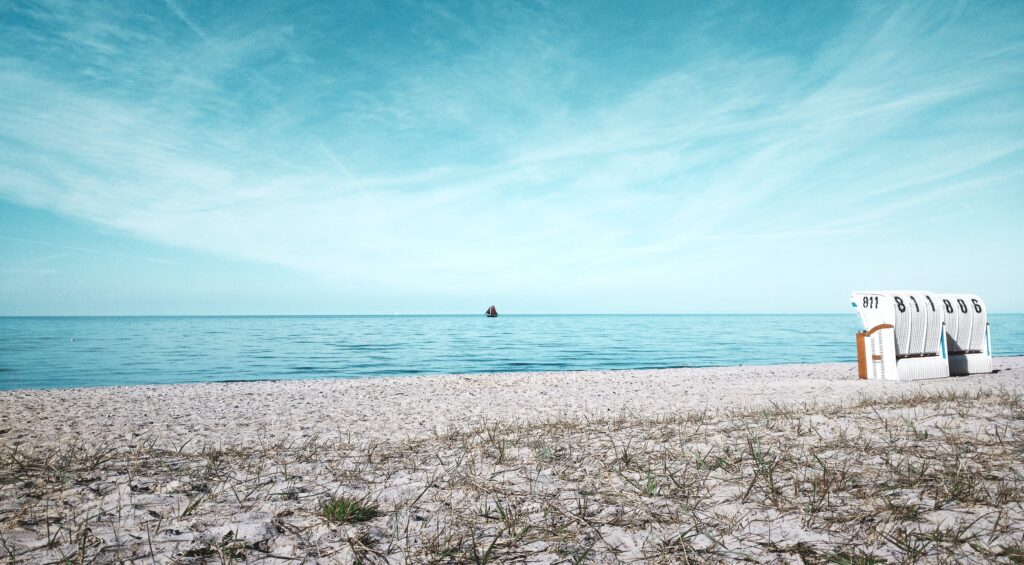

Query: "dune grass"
<box><xmin>322</xmin><ymin>496</ymin><xmax>382</xmax><ymax>525</ymax></box>
<box><xmin>0</xmin><ymin>387</ymin><xmax>1022</xmax><ymax>563</ymax></box>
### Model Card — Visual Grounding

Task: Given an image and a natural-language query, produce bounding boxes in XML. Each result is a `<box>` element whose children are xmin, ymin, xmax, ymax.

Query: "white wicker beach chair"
<box><xmin>851</xmin><ymin>291</ymin><xmax>950</xmax><ymax>381</ymax></box>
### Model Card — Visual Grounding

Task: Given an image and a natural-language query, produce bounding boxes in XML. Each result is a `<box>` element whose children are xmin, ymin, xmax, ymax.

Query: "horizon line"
<box><xmin>2</xmin><ymin>312</ymin><xmax>1022</xmax><ymax>318</ymax></box>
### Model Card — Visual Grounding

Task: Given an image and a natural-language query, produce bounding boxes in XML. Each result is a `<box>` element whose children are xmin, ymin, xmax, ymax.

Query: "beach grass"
<box><xmin>322</xmin><ymin>496</ymin><xmax>383</xmax><ymax>525</ymax></box>
<box><xmin>1</xmin><ymin>387</ymin><xmax>1022</xmax><ymax>563</ymax></box>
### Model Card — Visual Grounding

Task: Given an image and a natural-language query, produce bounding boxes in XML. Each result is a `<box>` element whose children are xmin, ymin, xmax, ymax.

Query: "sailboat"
<box><xmin>485</xmin><ymin>305</ymin><xmax>498</xmax><ymax>317</ymax></box>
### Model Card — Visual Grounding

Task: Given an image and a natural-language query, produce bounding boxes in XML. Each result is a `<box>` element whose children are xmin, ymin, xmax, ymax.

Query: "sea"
<box><xmin>1</xmin><ymin>314</ymin><xmax>1023</xmax><ymax>391</ymax></box>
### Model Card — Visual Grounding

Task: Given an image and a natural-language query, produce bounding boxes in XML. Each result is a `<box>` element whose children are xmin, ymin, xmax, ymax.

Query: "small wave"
<box><xmin>212</xmin><ymin>378</ymin><xmax>282</xmax><ymax>384</ymax></box>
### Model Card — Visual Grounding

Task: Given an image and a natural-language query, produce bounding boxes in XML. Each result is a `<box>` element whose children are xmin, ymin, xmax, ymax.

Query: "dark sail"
<box><xmin>485</xmin><ymin>305</ymin><xmax>498</xmax><ymax>317</ymax></box>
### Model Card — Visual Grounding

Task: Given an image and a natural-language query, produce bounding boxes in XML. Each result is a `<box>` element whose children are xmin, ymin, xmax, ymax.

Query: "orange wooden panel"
<box><xmin>856</xmin><ymin>332</ymin><xmax>868</xmax><ymax>379</ymax></box>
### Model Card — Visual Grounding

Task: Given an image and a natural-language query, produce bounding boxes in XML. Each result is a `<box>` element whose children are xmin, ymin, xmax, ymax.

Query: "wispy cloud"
<box><xmin>0</xmin><ymin>235</ymin><xmax>179</xmax><ymax>264</ymax></box>
<box><xmin>0</xmin><ymin>1</ymin><xmax>1021</xmax><ymax>310</ymax></box>
<box><xmin>160</xmin><ymin>0</ymin><xmax>207</xmax><ymax>41</ymax></box>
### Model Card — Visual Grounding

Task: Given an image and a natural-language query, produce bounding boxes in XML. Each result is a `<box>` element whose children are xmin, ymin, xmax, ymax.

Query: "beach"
<box><xmin>2</xmin><ymin>358</ymin><xmax>1023</xmax><ymax>562</ymax></box>
<box><xmin>4</xmin><ymin>0</ymin><xmax>1022</xmax><ymax>562</ymax></box>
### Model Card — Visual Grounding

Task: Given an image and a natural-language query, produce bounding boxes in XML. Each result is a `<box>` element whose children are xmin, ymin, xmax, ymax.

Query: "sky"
<box><xmin>0</xmin><ymin>1</ymin><xmax>1022</xmax><ymax>315</ymax></box>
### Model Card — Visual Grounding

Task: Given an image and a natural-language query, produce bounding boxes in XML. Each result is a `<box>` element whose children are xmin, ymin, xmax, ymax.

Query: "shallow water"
<box><xmin>1</xmin><ymin>314</ymin><xmax>1022</xmax><ymax>390</ymax></box>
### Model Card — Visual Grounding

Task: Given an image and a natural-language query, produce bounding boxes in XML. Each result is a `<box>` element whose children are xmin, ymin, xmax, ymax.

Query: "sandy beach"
<box><xmin>5</xmin><ymin>357</ymin><xmax>1023</xmax><ymax>447</ymax></box>
<box><xmin>2</xmin><ymin>358</ymin><xmax>1023</xmax><ymax>562</ymax></box>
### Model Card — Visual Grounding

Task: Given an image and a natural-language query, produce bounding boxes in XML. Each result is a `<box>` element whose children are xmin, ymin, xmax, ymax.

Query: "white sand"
<box><xmin>2</xmin><ymin>356</ymin><xmax>1022</xmax><ymax>449</ymax></box>
<box><xmin>1</xmin><ymin>358</ymin><xmax>1022</xmax><ymax>563</ymax></box>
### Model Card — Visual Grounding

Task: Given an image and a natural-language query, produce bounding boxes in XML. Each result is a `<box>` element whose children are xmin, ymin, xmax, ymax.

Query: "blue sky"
<box><xmin>1</xmin><ymin>0</ymin><xmax>1022</xmax><ymax>315</ymax></box>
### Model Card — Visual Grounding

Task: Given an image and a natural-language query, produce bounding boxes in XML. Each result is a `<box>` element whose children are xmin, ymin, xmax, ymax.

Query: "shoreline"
<box><xmin>5</xmin><ymin>353</ymin><xmax>1024</xmax><ymax>394</ymax></box>
<box><xmin>2</xmin><ymin>357</ymin><xmax>1022</xmax><ymax>447</ymax></box>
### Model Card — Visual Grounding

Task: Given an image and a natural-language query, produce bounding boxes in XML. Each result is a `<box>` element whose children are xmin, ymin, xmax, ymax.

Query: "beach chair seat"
<box><xmin>939</xmin><ymin>293</ymin><xmax>992</xmax><ymax>375</ymax></box>
<box><xmin>851</xmin><ymin>291</ymin><xmax>948</xmax><ymax>381</ymax></box>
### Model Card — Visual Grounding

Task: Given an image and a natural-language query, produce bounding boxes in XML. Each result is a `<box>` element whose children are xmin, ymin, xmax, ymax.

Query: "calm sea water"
<box><xmin>1</xmin><ymin>314</ymin><xmax>1022</xmax><ymax>391</ymax></box>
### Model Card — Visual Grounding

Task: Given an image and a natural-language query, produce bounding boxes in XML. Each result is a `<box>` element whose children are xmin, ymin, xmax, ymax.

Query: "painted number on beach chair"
<box><xmin>894</xmin><ymin>297</ymin><xmax>906</xmax><ymax>313</ymax></box>
<box><xmin>973</xmin><ymin>299</ymin><xmax>982</xmax><ymax>313</ymax></box>
<box><xmin>862</xmin><ymin>296</ymin><xmax>879</xmax><ymax>309</ymax></box>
